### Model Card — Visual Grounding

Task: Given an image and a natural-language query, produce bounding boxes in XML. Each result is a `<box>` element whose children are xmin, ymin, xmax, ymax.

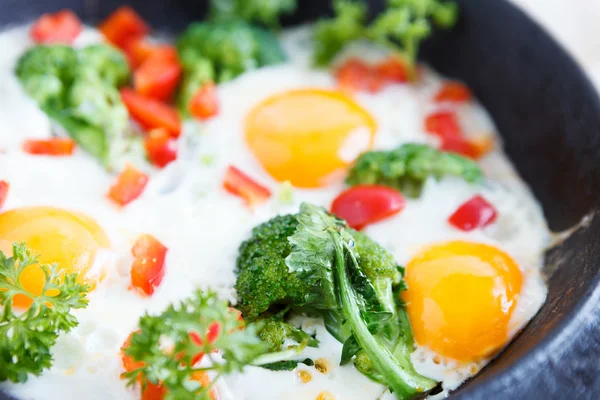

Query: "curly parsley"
<box><xmin>0</xmin><ymin>243</ymin><xmax>89</xmax><ymax>383</ymax></box>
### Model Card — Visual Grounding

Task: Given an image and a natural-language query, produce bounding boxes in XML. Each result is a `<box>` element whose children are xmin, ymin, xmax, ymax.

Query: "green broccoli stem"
<box><xmin>250</xmin><ymin>341</ymin><xmax>307</xmax><ymax>366</ymax></box>
<box><xmin>330</xmin><ymin>231</ymin><xmax>436</xmax><ymax>399</ymax></box>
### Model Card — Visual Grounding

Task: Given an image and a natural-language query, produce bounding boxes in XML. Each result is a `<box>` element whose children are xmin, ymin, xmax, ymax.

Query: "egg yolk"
<box><xmin>0</xmin><ymin>207</ymin><xmax>110</xmax><ymax>309</ymax></box>
<box><xmin>245</xmin><ymin>89</ymin><xmax>377</xmax><ymax>188</ymax></box>
<box><xmin>403</xmin><ymin>241</ymin><xmax>523</xmax><ymax>362</ymax></box>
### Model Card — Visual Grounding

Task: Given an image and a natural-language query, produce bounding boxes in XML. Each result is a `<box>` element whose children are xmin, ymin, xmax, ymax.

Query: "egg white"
<box><xmin>0</xmin><ymin>24</ymin><xmax>549</xmax><ymax>400</ymax></box>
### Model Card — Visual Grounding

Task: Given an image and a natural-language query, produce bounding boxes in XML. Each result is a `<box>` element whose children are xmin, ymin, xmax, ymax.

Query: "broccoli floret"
<box><xmin>176</xmin><ymin>57</ymin><xmax>215</xmax><ymax>116</ymax></box>
<box><xmin>210</xmin><ymin>0</ymin><xmax>297</xmax><ymax>27</ymax></box>
<box><xmin>235</xmin><ymin>215</ymin><xmax>312</xmax><ymax>321</ymax></box>
<box><xmin>15</xmin><ymin>44</ymin><xmax>132</xmax><ymax>167</ymax></box>
<box><xmin>15</xmin><ymin>45</ymin><xmax>77</xmax><ymax>108</ymax></box>
<box><xmin>78</xmin><ymin>44</ymin><xmax>130</xmax><ymax>87</ymax></box>
<box><xmin>347</xmin><ymin>143</ymin><xmax>483</xmax><ymax>198</ymax></box>
<box><xmin>313</xmin><ymin>0</ymin><xmax>458</xmax><ymax>68</ymax></box>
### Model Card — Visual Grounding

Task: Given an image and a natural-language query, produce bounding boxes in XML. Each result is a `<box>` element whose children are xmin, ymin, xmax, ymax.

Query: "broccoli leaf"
<box><xmin>347</xmin><ymin>143</ymin><xmax>483</xmax><ymax>198</ymax></box>
<box><xmin>0</xmin><ymin>243</ymin><xmax>89</xmax><ymax>383</ymax></box>
<box><xmin>341</xmin><ymin>334</ymin><xmax>361</xmax><ymax>365</ymax></box>
<box><xmin>210</xmin><ymin>0</ymin><xmax>297</xmax><ymax>27</ymax></box>
<box><xmin>313</xmin><ymin>0</ymin><xmax>458</xmax><ymax>68</ymax></box>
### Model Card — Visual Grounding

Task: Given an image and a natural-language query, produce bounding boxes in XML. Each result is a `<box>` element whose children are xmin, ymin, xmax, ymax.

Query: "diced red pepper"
<box><xmin>440</xmin><ymin>136</ymin><xmax>479</xmax><ymax>159</ymax></box>
<box><xmin>223</xmin><ymin>166</ymin><xmax>271</xmax><ymax>207</ymax></box>
<box><xmin>99</xmin><ymin>6</ymin><xmax>150</xmax><ymax>49</ymax></box>
<box><xmin>435</xmin><ymin>81</ymin><xmax>472</xmax><ymax>103</ymax></box>
<box><xmin>189</xmin><ymin>81</ymin><xmax>219</xmax><ymax>120</ymax></box>
<box><xmin>121</xmin><ymin>332</ymin><xmax>167</xmax><ymax>400</ymax></box>
<box><xmin>144</xmin><ymin>128</ymin><xmax>177</xmax><ymax>168</ymax></box>
<box><xmin>425</xmin><ymin>111</ymin><xmax>463</xmax><ymax>139</ymax></box>
<box><xmin>30</xmin><ymin>10</ymin><xmax>82</xmax><ymax>44</ymax></box>
<box><xmin>134</xmin><ymin>48</ymin><xmax>182</xmax><ymax>101</ymax></box>
<box><xmin>448</xmin><ymin>195</ymin><xmax>498</xmax><ymax>231</ymax></box>
<box><xmin>331</xmin><ymin>185</ymin><xmax>406</xmax><ymax>230</ymax></box>
<box><xmin>107</xmin><ymin>163</ymin><xmax>149</xmax><ymax>206</ymax></box>
<box><xmin>130</xmin><ymin>234</ymin><xmax>167</xmax><ymax>296</ymax></box>
<box><xmin>22</xmin><ymin>138</ymin><xmax>75</xmax><ymax>156</ymax></box>
<box><xmin>374</xmin><ymin>57</ymin><xmax>409</xmax><ymax>84</ymax></box>
<box><xmin>121</xmin><ymin>88</ymin><xmax>181</xmax><ymax>137</ymax></box>
<box><xmin>336</xmin><ymin>58</ymin><xmax>384</xmax><ymax>93</ymax></box>
<box><xmin>123</xmin><ymin>38</ymin><xmax>155</xmax><ymax>68</ymax></box>
<box><xmin>0</xmin><ymin>181</ymin><xmax>9</xmax><ymax>211</ymax></box>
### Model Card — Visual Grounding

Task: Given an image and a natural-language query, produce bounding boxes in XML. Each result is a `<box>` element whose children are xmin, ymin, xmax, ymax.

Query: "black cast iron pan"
<box><xmin>0</xmin><ymin>0</ymin><xmax>598</xmax><ymax>398</ymax></box>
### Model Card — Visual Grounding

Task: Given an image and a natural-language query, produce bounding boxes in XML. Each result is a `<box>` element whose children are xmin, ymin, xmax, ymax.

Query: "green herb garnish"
<box><xmin>0</xmin><ymin>243</ymin><xmax>89</xmax><ymax>383</ymax></box>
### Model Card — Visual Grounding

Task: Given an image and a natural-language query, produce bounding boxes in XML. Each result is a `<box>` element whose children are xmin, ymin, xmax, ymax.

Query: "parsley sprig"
<box><xmin>123</xmin><ymin>290</ymin><xmax>307</xmax><ymax>400</ymax></box>
<box><xmin>0</xmin><ymin>243</ymin><xmax>89</xmax><ymax>383</ymax></box>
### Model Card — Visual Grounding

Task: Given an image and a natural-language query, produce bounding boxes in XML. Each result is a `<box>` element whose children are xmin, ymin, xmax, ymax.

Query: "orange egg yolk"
<box><xmin>403</xmin><ymin>241</ymin><xmax>523</xmax><ymax>362</ymax></box>
<box><xmin>245</xmin><ymin>89</ymin><xmax>377</xmax><ymax>188</ymax></box>
<box><xmin>0</xmin><ymin>206</ymin><xmax>110</xmax><ymax>309</ymax></box>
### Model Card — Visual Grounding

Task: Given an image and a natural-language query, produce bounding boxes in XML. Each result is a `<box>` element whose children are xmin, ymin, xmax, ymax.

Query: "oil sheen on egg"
<box><xmin>0</xmin><ymin>24</ymin><xmax>549</xmax><ymax>400</ymax></box>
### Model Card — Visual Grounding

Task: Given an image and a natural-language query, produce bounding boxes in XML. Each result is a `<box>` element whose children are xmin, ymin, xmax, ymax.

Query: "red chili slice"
<box><xmin>448</xmin><ymin>195</ymin><xmax>498</xmax><ymax>231</ymax></box>
<box><xmin>331</xmin><ymin>185</ymin><xmax>406</xmax><ymax>230</ymax></box>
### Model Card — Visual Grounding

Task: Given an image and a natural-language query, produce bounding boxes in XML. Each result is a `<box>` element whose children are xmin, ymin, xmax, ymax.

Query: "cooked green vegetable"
<box><xmin>15</xmin><ymin>44</ymin><xmax>131</xmax><ymax>167</ymax></box>
<box><xmin>347</xmin><ymin>143</ymin><xmax>483</xmax><ymax>198</ymax></box>
<box><xmin>210</xmin><ymin>0</ymin><xmax>297</xmax><ymax>27</ymax></box>
<box><xmin>176</xmin><ymin>20</ymin><xmax>286</xmax><ymax>109</ymax></box>
<box><xmin>314</xmin><ymin>0</ymin><xmax>458</xmax><ymax>68</ymax></box>
<box><xmin>235</xmin><ymin>203</ymin><xmax>436</xmax><ymax>399</ymax></box>
<box><xmin>0</xmin><ymin>243</ymin><xmax>89</xmax><ymax>383</ymax></box>
<box><xmin>123</xmin><ymin>290</ymin><xmax>309</xmax><ymax>400</ymax></box>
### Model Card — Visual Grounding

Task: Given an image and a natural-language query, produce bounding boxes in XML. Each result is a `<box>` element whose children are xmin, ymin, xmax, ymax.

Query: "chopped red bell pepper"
<box><xmin>130</xmin><ymin>234</ymin><xmax>167</xmax><ymax>296</ymax></box>
<box><xmin>435</xmin><ymin>81</ymin><xmax>472</xmax><ymax>103</ymax></box>
<box><xmin>107</xmin><ymin>163</ymin><xmax>149</xmax><ymax>206</ymax></box>
<box><xmin>0</xmin><ymin>181</ymin><xmax>9</xmax><ymax>211</ymax></box>
<box><xmin>448</xmin><ymin>195</ymin><xmax>497</xmax><ymax>231</ymax></box>
<box><xmin>121</xmin><ymin>88</ymin><xmax>181</xmax><ymax>138</ymax></box>
<box><xmin>223</xmin><ymin>166</ymin><xmax>271</xmax><ymax>207</ymax></box>
<box><xmin>124</xmin><ymin>38</ymin><xmax>156</xmax><ymax>68</ymax></box>
<box><xmin>99</xmin><ymin>6</ymin><xmax>150</xmax><ymax>49</ymax></box>
<box><xmin>30</xmin><ymin>10</ymin><xmax>82</xmax><ymax>44</ymax></box>
<box><xmin>331</xmin><ymin>185</ymin><xmax>406</xmax><ymax>230</ymax></box>
<box><xmin>134</xmin><ymin>48</ymin><xmax>182</xmax><ymax>101</ymax></box>
<box><xmin>440</xmin><ymin>136</ymin><xmax>479</xmax><ymax>159</ymax></box>
<box><xmin>374</xmin><ymin>57</ymin><xmax>409</xmax><ymax>84</ymax></box>
<box><xmin>424</xmin><ymin>111</ymin><xmax>463</xmax><ymax>139</ymax></box>
<box><xmin>22</xmin><ymin>138</ymin><xmax>76</xmax><ymax>156</ymax></box>
<box><xmin>144</xmin><ymin>128</ymin><xmax>177</xmax><ymax>168</ymax></box>
<box><xmin>121</xmin><ymin>331</ymin><xmax>167</xmax><ymax>400</ymax></box>
<box><xmin>189</xmin><ymin>81</ymin><xmax>219</xmax><ymax>120</ymax></box>
<box><xmin>336</xmin><ymin>58</ymin><xmax>384</xmax><ymax>93</ymax></box>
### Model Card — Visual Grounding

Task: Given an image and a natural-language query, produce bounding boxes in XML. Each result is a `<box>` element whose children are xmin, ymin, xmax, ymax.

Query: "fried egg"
<box><xmin>0</xmin><ymin>24</ymin><xmax>549</xmax><ymax>400</ymax></box>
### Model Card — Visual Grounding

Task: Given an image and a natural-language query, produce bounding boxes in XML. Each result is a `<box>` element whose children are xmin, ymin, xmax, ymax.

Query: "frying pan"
<box><xmin>1</xmin><ymin>0</ymin><xmax>599</xmax><ymax>399</ymax></box>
